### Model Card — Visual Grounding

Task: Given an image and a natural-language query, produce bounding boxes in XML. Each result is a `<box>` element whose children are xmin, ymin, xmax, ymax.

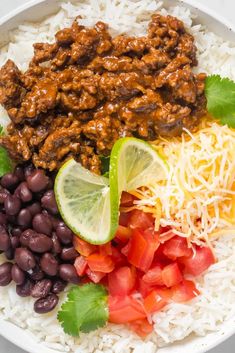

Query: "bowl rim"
<box><xmin>0</xmin><ymin>1</ymin><xmax>234</xmax><ymax>353</ymax></box>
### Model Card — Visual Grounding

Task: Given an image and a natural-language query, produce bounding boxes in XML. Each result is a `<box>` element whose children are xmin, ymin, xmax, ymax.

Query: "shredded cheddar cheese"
<box><xmin>134</xmin><ymin>120</ymin><xmax>235</xmax><ymax>243</ymax></box>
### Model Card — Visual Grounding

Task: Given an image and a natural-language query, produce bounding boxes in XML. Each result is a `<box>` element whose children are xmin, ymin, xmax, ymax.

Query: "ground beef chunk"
<box><xmin>0</xmin><ymin>14</ymin><xmax>207</xmax><ymax>173</ymax></box>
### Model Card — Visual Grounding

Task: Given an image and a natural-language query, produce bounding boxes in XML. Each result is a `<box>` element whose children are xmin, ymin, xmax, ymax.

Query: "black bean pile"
<box><xmin>0</xmin><ymin>165</ymin><xmax>80</xmax><ymax>314</ymax></box>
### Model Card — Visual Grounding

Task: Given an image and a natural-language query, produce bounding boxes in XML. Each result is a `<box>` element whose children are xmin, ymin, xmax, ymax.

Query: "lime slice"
<box><xmin>109</xmin><ymin>137</ymin><xmax>168</xmax><ymax>229</ymax></box>
<box><xmin>55</xmin><ymin>159</ymin><xmax>114</xmax><ymax>244</ymax></box>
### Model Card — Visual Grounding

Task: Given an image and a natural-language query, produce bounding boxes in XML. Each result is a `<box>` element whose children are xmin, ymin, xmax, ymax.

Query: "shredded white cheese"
<box><xmin>135</xmin><ymin>120</ymin><xmax>235</xmax><ymax>243</ymax></box>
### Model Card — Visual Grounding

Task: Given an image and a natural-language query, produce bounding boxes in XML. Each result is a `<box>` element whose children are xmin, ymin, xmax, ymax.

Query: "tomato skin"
<box><xmin>138</xmin><ymin>278</ymin><xmax>156</xmax><ymax>298</ymax></box>
<box><xmin>87</xmin><ymin>253</ymin><xmax>115</xmax><ymax>273</ymax></box>
<box><xmin>74</xmin><ymin>256</ymin><xmax>87</xmax><ymax>276</ymax></box>
<box><xmin>73</xmin><ymin>236</ymin><xmax>97</xmax><ymax>257</ymax></box>
<box><xmin>144</xmin><ymin>290</ymin><xmax>167</xmax><ymax>314</ymax></box>
<box><xmin>172</xmin><ymin>279</ymin><xmax>200</xmax><ymax>303</ymax></box>
<box><xmin>142</xmin><ymin>265</ymin><xmax>164</xmax><ymax>286</ymax></box>
<box><xmin>86</xmin><ymin>268</ymin><xmax>106</xmax><ymax>283</ymax></box>
<box><xmin>180</xmin><ymin>246</ymin><xmax>215</xmax><ymax>276</ymax></box>
<box><xmin>99</xmin><ymin>242</ymin><xmax>112</xmax><ymax>256</ymax></box>
<box><xmin>128</xmin><ymin>210</ymin><xmax>154</xmax><ymax>230</ymax></box>
<box><xmin>108</xmin><ymin>295</ymin><xmax>146</xmax><ymax>324</ymax></box>
<box><xmin>127</xmin><ymin>229</ymin><xmax>159</xmax><ymax>272</ymax></box>
<box><xmin>111</xmin><ymin>246</ymin><xmax>127</xmax><ymax>267</ymax></box>
<box><xmin>120</xmin><ymin>192</ymin><xmax>135</xmax><ymax>207</ymax></box>
<box><xmin>162</xmin><ymin>236</ymin><xmax>193</xmax><ymax>260</ymax></box>
<box><xmin>115</xmin><ymin>225</ymin><xmax>132</xmax><ymax>243</ymax></box>
<box><xmin>108</xmin><ymin>266</ymin><xmax>136</xmax><ymax>296</ymax></box>
<box><xmin>119</xmin><ymin>212</ymin><xmax>130</xmax><ymax>227</ymax></box>
<box><xmin>128</xmin><ymin>319</ymin><xmax>153</xmax><ymax>338</ymax></box>
<box><xmin>162</xmin><ymin>263</ymin><xmax>183</xmax><ymax>288</ymax></box>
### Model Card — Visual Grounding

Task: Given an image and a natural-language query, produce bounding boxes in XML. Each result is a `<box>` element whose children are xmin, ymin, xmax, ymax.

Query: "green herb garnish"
<box><xmin>0</xmin><ymin>125</ymin><xmax>12</xmax><ymax>177</ymax></box>
<box><xmin>100</xmin><ymin>155</ymin><xmax>110</xmax><ymax>177</ymax></box>
<box><xmin>57</xmin><ymin>284</ymin><xmax>108</xmax><ymax>336</ymax></box>
<box><xmin>205</xmin><ymin>75</ymin><xmax>235</xmax><ymax>127</ymax></box>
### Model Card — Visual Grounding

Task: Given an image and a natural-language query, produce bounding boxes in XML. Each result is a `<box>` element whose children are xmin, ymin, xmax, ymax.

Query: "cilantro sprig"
<box><xmin>0</xmin><ymin>125</ymin><xmax>12</xmax><ymax>177</ymax></box>
<box><xmin>57</xmin><ymin>284</ymin><xmax>108</xmax><ymax>336</ymax></box>
<box><xmin>205</xmin><ymin>75</ymin><xmax>235</xmax><ymax>127</ymax></box>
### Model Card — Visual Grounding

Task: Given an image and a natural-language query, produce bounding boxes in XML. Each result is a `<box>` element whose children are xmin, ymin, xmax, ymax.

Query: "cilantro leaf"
<box><xmin>100</xmin><ymin>156</ymin><xmax>110</xmax><ymax>176</ymax></box>
<box><xmin>0</xmin><ymin>125</ymin><xmax>12</xmax><ymax>177</ymax></box>
<box><xmin>205</xmin><ymin>75</ymin><xmax>235</xmax><ymax>127</ymax></box>
<box><xmin>57</xmin><ymin>284</ymin><xmax>108</xmax><ymax>336</ymax></box>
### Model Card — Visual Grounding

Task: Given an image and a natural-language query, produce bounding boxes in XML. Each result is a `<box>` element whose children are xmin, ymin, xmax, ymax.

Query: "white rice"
<box><xmin>0</xmin><ymin>1</ymin><xmax>235</xmax><ymax>352</ymax></box>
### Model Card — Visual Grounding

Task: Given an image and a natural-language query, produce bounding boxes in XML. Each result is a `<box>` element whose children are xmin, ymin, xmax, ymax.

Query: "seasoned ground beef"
<box><xmin>0</xmin><ymin>14</ymin><xmax>206</xmax><ymax>174</ymax></box>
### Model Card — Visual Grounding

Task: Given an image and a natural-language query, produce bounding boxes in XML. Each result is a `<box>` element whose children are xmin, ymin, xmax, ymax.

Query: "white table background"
<box><xmin>0</xmin><ymin>0</ymin><xmax>234</xmax><ymax>352</ymax></box>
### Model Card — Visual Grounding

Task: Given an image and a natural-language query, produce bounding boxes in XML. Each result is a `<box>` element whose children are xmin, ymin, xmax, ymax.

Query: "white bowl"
<box><xmin>0</xmin><ymin>1</ymin><xmax>234</xmax><ymax>352</ymax></box>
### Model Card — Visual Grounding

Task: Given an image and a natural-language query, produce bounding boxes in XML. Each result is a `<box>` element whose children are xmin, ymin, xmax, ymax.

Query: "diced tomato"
<box><xmin>74</xmin><ymin>256</ymin><xmax>88</xmax><ymax>276</ymax></box>
<box><xmin>153</xmin><ymin>287</ymin><xmax>173</xmax><ymax>301</ymax></box>
<box><xmin>128</xmin><ymin>210</ymin><xmax>154</xmax><ymax>230</ymax></box>
<box><xmin>162</xmin><ymin>236</ymin><xmax>193</xmax><ymax>260</ymax></box>
<box><xmin>138</xmin><ymin>277</ymin><xmax>156</xmax><ymax>298</ymax></box>
<box><xmin>143</xmin><ymin>290</ymin><xmax>167</xmax><ymax>314</ymax></box>
<box><xmin>128</xmin><ymin>319</ymin><xmax>153</xmax><ymax>338</ymax></box>
<box><xmin>127</xmin><ymin>229</ymin><xmax>159</xmax><ymax>272</ymax></box>
<box><xmin>162</xmin><ymin>263</ymin><xmax>183</xmax><ymax>288</ymax></box>
<box><xmin>73</xmin><ymin>236</ymin><xmax>97</xmax><ymax>257</ymax></box>
<box><xmin>99</xmin><ymin>242</ymin><xmax>112</xmax><ymax>256</ymax></box>
<box><xmin>108</xmin><ymin>295</ymin><xmax>146</xmax><ymax>324</ymax></box>
<box><xmin>108</xmin><ymin>266</ymin><xmax>136</xmax><ymax>296</ymax></box>
<box><xmin>119</xmin><ymin>212</ymin><xmax>131</xmax><ymax>227</ymax></box>
<box><xmin>172</xmin><ymin>279</ymin><xmax>200</xmax><ymax>303</ymax></box>
<box><xmin>120</xmin><ymin>192</ymin><xmax>135</xmax><ymax>206</ymax></box>
<box><xmin>115</xmin><ymin>225</ymin><xmax>132</xmax><ymax>243</ymax></box>
<box><xmin>180</xmin><ymin>246</ymin><xmax>215</xmax><ymax>276</ymax></box>
<box><xmin>87</xmin><ymin>253</ymin><xmax>115</xmax><ymax>273</ymax></box>
<box><xmin>142</xmin><ymin>265</ymin><xmax>164</xmax><ymax>286</ymax></box>
<box><xmin>121</xmin><ymin>241</ymin><xmax>131</xmax><ymax>257</ymax></box>
<box><xmin>111</xmin><ymin>246</ymin><xmax>127</xmax><ymax>266</ymax></box>
<box><xmin>86</xmin><ymin>268</ymin><xmax>106</xmax><ymax>283</ymax></box>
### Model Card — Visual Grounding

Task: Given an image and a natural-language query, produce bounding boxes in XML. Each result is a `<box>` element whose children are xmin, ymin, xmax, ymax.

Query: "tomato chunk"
<box><xmin>111</xmin><ymin>246</ymin><xmax>127</xmax><ymax>267</ymax></box>
<box><xmin>120</xmin><ymin>192</ymin><xmax>135</xmax><ymax>206</ymax></box>
<box><xmin>128</xmin><ymin>210</ymin><xmax>154</xmax><ymax>230</ymax></box>
<box><xmin>142</xmin><ymin>265</ymin><xmax>164</xmax><ymax>286</ymax></box>
<box><xmin>144</xmin><ymin>290</ymin><xmax>167</xmax><ymax>314</ymax></box>
<box><xmin>172</xmin><ymin>279</ymin><xmax>200</xmax><ymax>302</ymax></box>
<box><xmin>162</xmin><ymin>263</ymin><xmax>183</xmax><ymax>287</ymax></box>
<box><xmin>86</xmin><ymin>268</ymin><xmax>106</xmax><ymax>283</ymax></box>
<box><xmin>109</xmin><ymin>296</ymin><xmax>146</xmax><ymax>324</ymax></box>
<box><xmin>87</xmin><ymin>253</ymin><xmax>114</xmax><ymax>273</ymax></box>
<box><xmin>108</xmin><ymin>266</ymin><xmax>136</xmax><ymax>296</ymax></box>
<box><xmin>115</xmin><ymin>225</ymin><xmax>132</xmax><ymax>243</ymax></box>
<box><xmin>73</xmin><ymin>236</ymin><xmax>97</xmax><ymax>257</ymax></box>
<box><xmin>127</xmin><ymin>229</ymin><xmax>159</xmax><ymax>272</ymax></box>
<box><xmin>181</xmin><ymin>246</ymin><xmax>215</xmax><ymax>276</ymax></box>
<box><xmin>162</xmin><ymin>236</ymin><xmax>193</xmax><ymax>260</ymax></box>
<box><xmin>74</xmin><ymin>256</ymin><xmax>87</xmax><ymax>276</ymax></box>
<box><xmin>119</xmin><ymin>212</ymin><xmax>130</xmax><ymax>227</ymax></box>
<box><xmin>128</xmin><ymin>319</ymin><xmax>153</xmax><ymax>338</ymax></box>
<box><xmin>99</xmin><ymin>242</ymin><xmax>112</xmax><ymax>256</ymax></box>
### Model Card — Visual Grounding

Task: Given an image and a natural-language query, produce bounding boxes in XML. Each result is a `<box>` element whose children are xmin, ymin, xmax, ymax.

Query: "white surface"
<box><xmin>0</xmin><ymin>0</ymin><xmax>234</xmax><ymax>352</ymax></box>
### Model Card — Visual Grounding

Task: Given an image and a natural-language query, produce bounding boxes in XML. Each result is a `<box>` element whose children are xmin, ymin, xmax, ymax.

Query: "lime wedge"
<box><xmin>55</xmin><ymin>159</ymin><xmax>114</xmax><ymax>244</ymax></box>
<box><xmin>109</xmin><ymin>137</ymin><xmax>168</xmax><ymax>228</ymax></box>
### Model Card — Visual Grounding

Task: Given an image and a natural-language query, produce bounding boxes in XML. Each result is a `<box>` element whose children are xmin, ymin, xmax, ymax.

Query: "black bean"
<box><xmin>40</xmin><ymin>253</ymin><xmax>58</xmax><ymax>276</ymax></box>
<box><xmin>27</xmin><ymin>202</ymin><xmax>42</xmax><ymax>217</ymax></box>
<box><xmin>14</xmin><ymin>166</ymin><xmax>25</xmax><ymax>182</ymax></box>
<box><xmin>0</xmin><ymin>225</ymin><xmax>10</xmax><ymax>251</ymax></box>
<box><xmin>56</xmin><ymin>223</ymin><xmax>73</xmax><ymax>245</ymax></box>
<box><xmin>52</xmin><ymin>279</ymin><xmax>67</xmax><ymax>294</ymax></box>
<box><xmin>24</xmin><ymin>164</ymin><xmax>34</xmax><ymax>179</ymax></box>
<box><xmin>1</xmin><ymin>173</ymin><xmax>19</xmax><ymax>190</ymax></box>
<box><xmin>60</xmin><ymin>247</ymin><xmax>78</xmax><ymax>262</ymax></box>
<box><xmin>41</xmin><ymin>190</ymin><xmax>58</xmax><ymax>215</ymax></box>
<box><xmin>15</xmin><ymin>248</ymin><xmax>36</xmax><ymax>271</ymax></box>
<box><xmin>15</xmin><ymin>182</ymin><xmax>32</xmax><ymax>203</ymax></box>
<box><xmin>10</xmin><ymin>236</ymin><xmax>20</xmax><ymax>249</ymax></box>
<box><xmin>4</xmin><ymin>195</ymin><xmax>21</xmax><ymax>216</ymax></box>
<box><xmin>20</xmin><ymin>229</ymin><xmax>35</xmax><ymax>247</ymax></box>
<box><xmin>16</xmin><ymin>278</ymin><xmax>33</xmax><ymax>297</ymax></box>
<box><xmin>50</xmin><ymin>217</ymin><xmax>61</xmax><ymax>230</ymax></box>
<box><xmin>51</xmin><ymin>233</ymin><xmax>62</xmax><ymax>255</ymax></box>
<box><xmin>59</xmin><ymin>264</ymin><xmax>79</xmax><ymax>284</ymax></box>
<box><xmin>11</xmin><ymin>227</ymin><xmax>22</xmax><ymax>237</ymax></box>
<box><xmin>0</xmin><ymin>187</ymin><xmax>9</xmax><ymax>204</ymax></box>
<box><xmin>11</xmin><ymin>264</ymin><xmax>25</xmax><ymax>285</ymax></box>
<box><xmin>0</xmin><ymin>212</ymin><xmax>7</xmax><ymax>225</ymax></box>
<box><xmin>34</xmin><ymin>293</ymin><xmax>59</xmax><ymax>314</ymax></box>
<box><xmin>5</xmin><ymin>247</ymin><xmax>14</xmax><ymax>260</ymax></box>
<box><xmin>27</xmin><ymin>170</ymin><xmax>49</xmax><ymax>193</ymax></box>
<box><xmin>6</xmin><ymin>214</ymin><xmax>17</xmax><ymax>225</ymax></box>
<box><xmin>31</xmin><ymin>279</ymin><xmax>52</xmax><ymax>298</ymax></box>
<box><xmin>28</xmin><ymin>233</ymin><xmax>52</xmax><ymax>253</ymax></box>
<box><xmin>0</xmin><ymin>262</ymin><xmax>12</xmax><ymax>286</ymax></box>
<box><xmin>28</xmin><ymin>265</ymin><xmax>44</xmax><ymax>281</ymax></box>
<box><xmin>32</xmin><ymin>213</ymin><xmax>52</xmax><ymax>236</ymax></box>
<box><xmin>17</xmin><ymin>209</ymin><xmax>32</xmax><ymax>228</ymax></box>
